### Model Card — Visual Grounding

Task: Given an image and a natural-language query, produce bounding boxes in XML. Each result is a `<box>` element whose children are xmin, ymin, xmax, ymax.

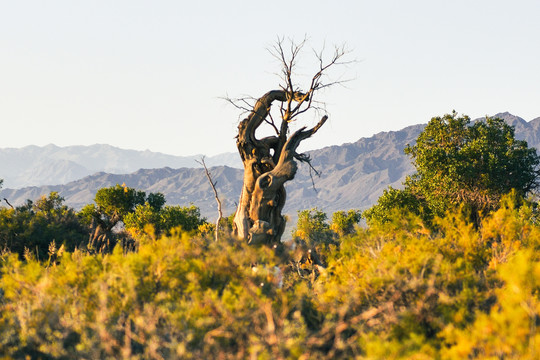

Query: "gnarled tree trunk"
<box><xmin>233</xmin><ymin>90</ymin><xmax>327</xmax><ymax>245</ymax></box>
<box><xmin>230</xmin><ymin>39</ymin><xmax>348</xmax><ymax>245</ymax></box>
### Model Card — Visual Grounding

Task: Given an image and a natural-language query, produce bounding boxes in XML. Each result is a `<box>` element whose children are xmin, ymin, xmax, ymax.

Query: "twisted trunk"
<box><xmin>233</xmin><ymin>90</ymin><xmax>327</xmax><ymax>245</ymax></box>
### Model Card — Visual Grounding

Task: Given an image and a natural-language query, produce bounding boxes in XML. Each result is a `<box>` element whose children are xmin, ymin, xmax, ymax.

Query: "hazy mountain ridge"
<box><xmin>1</xmin><ymin>113</ymin><xmax>538</xmax><ymax>219</ymax></box>
<box><xmin>0</xmin><ymin>144</ymin><xmax>242</xmax><ymax>188</ymax></box>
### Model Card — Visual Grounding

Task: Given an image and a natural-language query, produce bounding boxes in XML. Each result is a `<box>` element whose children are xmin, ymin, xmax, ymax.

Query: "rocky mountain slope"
<box><xmin>0</xmin><ymin>144</ymin><xmax>241</xmax><ymax>188</ymax></box>
<box><xmin>1</xmin><ymin>113</ymin><xmax>538</xmax><ymax>219</ymax></box>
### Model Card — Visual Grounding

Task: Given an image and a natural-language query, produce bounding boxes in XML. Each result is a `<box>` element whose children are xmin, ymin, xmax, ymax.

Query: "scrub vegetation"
<box><xmin>1</xmin><ymin>194</ymin><xmax>540</xmax><ymax>359</ymax></box>
<box><xmin>2</xmin><ymin>111</ymin><xmax>540</xmax><ymax>358</ymax></box>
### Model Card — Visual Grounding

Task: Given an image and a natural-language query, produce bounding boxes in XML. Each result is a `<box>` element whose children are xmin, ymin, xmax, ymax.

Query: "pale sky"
<box><xmin>1</xmin><ymin>0</ymin><xmax>539</xmax><ymax>156</ymax></box>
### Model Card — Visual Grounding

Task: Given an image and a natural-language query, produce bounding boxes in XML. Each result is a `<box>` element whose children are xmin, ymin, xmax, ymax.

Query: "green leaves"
<box><xmin>410</xmin><ymin>112</ymin><xmax>539</xmax><ymax>213</ymax></box>
<box><xmin>368</xmin><ymin>112</ymin><xmax>540</xmax><ymax>225</ymax></box>
<box><xmin>94</xmin><ymin>184</ymin><xmax>147</xmax><ymax>221</ymax></box>
<box><xmin>363</xmin><ymin>186</ymin><xmax>431</xmax><ymax>226</ymax></box>
<box><xmin>79</xmin><ymin>184</ymin><xmax>208</xmax><ymax>251</ymax></box>
<box><xmin>124</xmin><ymin>203</ymin><xmax>207</xmax><ymax>236</ymax></box>
<box><xmin>2</xmin><ymin>197</ymin><xmax>540</xmax><ymax>358</ymax></box>
<box><xmin>0</xmin><ymin>192</ymin><xmax>87</xmax><ymax>259</ymax></box>
<box><xmin>0</xmin><ymin>233</ymin><xmax>286</xmax><ymax>359</ymax></box>
<box><xmin>330</xmin><ymin>209</ymin><xmax>361</xmax><ymax>237</ymax></box>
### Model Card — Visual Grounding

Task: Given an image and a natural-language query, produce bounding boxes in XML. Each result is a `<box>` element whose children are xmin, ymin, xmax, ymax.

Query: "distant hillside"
<box><xmin>0</xmin><ymin>124</ymin><xmax>424</xmax><ymax>218</ymax></box>
<box><xmin>0</xmin><ymin>166</ymin><xmax>244</xmax><ymax>217</ymax></box>
<box><xmin>0</xmin><ymin>144</ymin><xmax>242</xmax><ymax>188</ymax></box>
<box><xmin>1</xmin><ymin>113</ymin><xmax>538</xmax><ymax>220</ymax></box>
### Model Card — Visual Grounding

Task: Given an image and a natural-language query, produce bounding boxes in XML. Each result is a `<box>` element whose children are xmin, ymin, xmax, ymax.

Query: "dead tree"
<box><xmin>197</xmin><ymin>157</ymin><xmax>223</xmax><ymax>242</ymax></box>
<box><xmin>231</xmin><ymin>39</ymin><xmax>350</xmax><ymax>245</ymax></box>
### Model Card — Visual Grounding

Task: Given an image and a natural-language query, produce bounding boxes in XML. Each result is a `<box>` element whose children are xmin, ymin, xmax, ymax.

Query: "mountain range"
<box><xmin>1</xmin><ymin>112</ymin><xmax>538</xmax><ymax>220</ymax></box>
<box><xmin>0</xmin><ymin>144</ymin><xmax>241</xmax><ymax>188</ymax></box>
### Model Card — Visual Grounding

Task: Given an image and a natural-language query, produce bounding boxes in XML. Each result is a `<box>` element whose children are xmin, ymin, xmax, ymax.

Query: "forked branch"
<box><xmin>269</xmin><ymin>38</ymin><xmax>353</xmax><ymax>123</ymax></box>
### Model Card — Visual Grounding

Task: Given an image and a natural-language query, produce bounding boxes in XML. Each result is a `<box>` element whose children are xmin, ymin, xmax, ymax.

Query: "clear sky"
<box><xmin>1</xmin><ymin>0</ymin><xmax>539</xmax><ymax>156</ymax></box>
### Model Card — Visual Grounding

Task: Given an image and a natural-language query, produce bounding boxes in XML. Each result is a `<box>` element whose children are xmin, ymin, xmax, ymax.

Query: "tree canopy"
<box><xmin>0</xmin><ymin>192</ymin><xmax>88</xmax><ymax>259</ymax></box>
<box><xmin>365</xmin><ymin>112</ymin><xmax>540</xmax><ymax>225</ymax></box>
<box><xmin>78</xmin><ymin>184</ymin><xmax>149</xmax><ymax>251</ymax></box>
<box><xmin>78</xmin><ymin>184</ymin><xmax>207</xmax><ymax>251</ymax></box>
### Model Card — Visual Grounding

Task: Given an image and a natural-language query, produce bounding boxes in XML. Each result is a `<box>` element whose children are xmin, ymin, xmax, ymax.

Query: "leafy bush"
<box><xmin>362</xmin><ymin>186</ymin><xmax>431</xmax><ymax>226</ymax></box>
<box><xmin>330</xmin><ymin>209</ymin><xmax>361</xmax><ymax>237</ymax></box>
<box><xmin>1</xmin><ymin>232</ymin><xmax>288</xmax><ymax>359</ymax></box>
<box><xmin>3</xmin><ymin>196</ymin><xmax>539</xmax><ymax>358</ymax></box>
<box><xmin>79</xmin><ymin>184</ymin><xmax>207</xmax><ymax>252</ymax></box>
<box><xmin>0</xmin><ymin>192</ymin><xmax>88</xmax><ymax>259</ymax></box>
<box><xmin>292</xmin><ymin>208</ymin><xmax>334</xmax><ymax>248</ymax></box>
<box><xmin>124</xmin><ymin>203</ymin><xmax>207</xmax><ymax>237</ymax></box>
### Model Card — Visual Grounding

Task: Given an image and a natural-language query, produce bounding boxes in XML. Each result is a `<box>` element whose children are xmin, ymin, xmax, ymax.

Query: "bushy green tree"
<box><xmin>291</xmin><ymin>208</ymin><xmax>335</xmax><ymax>268</ymax></box>
<box><xmin>406</xmin><ymin>112</ymin><xmax>540</xmax><ymax>214</ymax></box>
<box><xmin>366</xmin><ymin>112</ymin><xmax>540</xmax><ymax>225</ymax></box>
<box><xmin>0</xmin><ymin>192</ymin><xmax>87</xmax><ymax>259</ymax></box>
<box><xmin>80</xmin><ymin>184</ymin><xmax>148</xmax><ymax>230</ymax></box>
<box><xmin>293</xmin><ymin>208</ymin><xmax>363</xmax><ymax>245</ymax></box>
<box><xmin>78</xmin><ymin>184</ymin><xmax>165</xmax><ymax>251</ymax></box>
<box><xmin>292</xmin><ymin>208</ymin><xmax>362</xmax><ymax>269</ymax></box>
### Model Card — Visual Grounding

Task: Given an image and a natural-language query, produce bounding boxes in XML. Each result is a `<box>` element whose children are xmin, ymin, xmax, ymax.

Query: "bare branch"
<box><xmin>266</xmin><ymin>112</ymin><xmax>280</xmax><ymax>135</ymax></box>
<box><xmin>196</xmin><ymin>157</ymin><xmax>223</xmax><ymax>242</ymax></box>
<box><xmin>221</xmin><ymin>95</ymin><xmax>257</xmax><ymax>115</ymax></box>
<box><xmin>288</xmin><ymin>44</ymin><xmax>353</xmax><ymax>119</ymax></box>
<box><xmin>268</xmin><ymin>37</ymin><xmax>311</xmax><ymax>122</ymax></box>
<box><xmin>263</xmin><ymin>41</ymin><xmax>353</xmax><ymax>128</ymax></box>
<box><xmin>308</xmin><ymin>164</ymin><xmax>321</xmax><ymax>193</ymax></box>
<box><xmin>3</xmin><ymin>198</ymin><xmax>14</xmax><ymax>209</ymax></box>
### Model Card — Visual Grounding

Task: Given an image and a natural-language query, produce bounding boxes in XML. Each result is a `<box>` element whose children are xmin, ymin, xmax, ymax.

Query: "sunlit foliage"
<box><xmin>78</xmin><ymin>184</ymin><xmax>151</xmax><ymax>237</ymax></box>
<box><xmin>124</xmin><ymin>203</ymin><xmax>207</xmax><ymax>237</ymax></box>
<box><xmin>78</xmin><ymin>184</ymin><xmax>207</xmax><ymax>252</ymax></box>
<box><xmin>407</xmin><ymin>112</ymin><xmax>540</xmax><ymax>214</ymax></box>
<box><xmin>330</xmin><ymin>209</ymin><xmax>361</xmax><ymax>237</ymax></box>
<box><xmin>1</xmin><ymin>113</ymin><xmax>540</xmax><ymax>358</ymax></box>
<box><xmin>293</xmin><ymin>208</ymin><xmax>334</xmax><ymax>248</ymax></box>
<box><xmin>2</xmin><ymin>196</ymin><xmax>540</xmax><ymax>358</ymax></box>
<box><xmin>362</xmin><ymin>186</ymin><xmax>431</xmax><ymax>226</ymax></box>
<box><xmin>367</xmin><ymin>112</ymin><xmax>540</xmax><ymax>226</ymax></box>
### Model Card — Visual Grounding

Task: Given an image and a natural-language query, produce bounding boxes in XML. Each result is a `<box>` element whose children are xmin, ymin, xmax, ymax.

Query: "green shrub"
<box><xmin>124</xmin><ymin>203</ymin><xmax>207</xmax><ymax>237</ymax></box>
<box><xmin>330</xmin><ymin>209</ymin><xmax>361</xmax><ymax>237</ymax></box>
<box><xmin>1</xmin><ymin>196</ymin><xmax>540</xmax><ymax>358</ymax></box>
<box><xmin>0</xmin><ymin>192</ymin><xmax>88</xmax><ymax>259</ymax></box>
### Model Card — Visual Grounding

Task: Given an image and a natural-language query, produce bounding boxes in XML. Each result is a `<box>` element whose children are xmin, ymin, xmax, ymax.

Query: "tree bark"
<box><xmin>233</xmin><ymin>90</ymin><xmax>327</xmax><ymax>245</ymax></box>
